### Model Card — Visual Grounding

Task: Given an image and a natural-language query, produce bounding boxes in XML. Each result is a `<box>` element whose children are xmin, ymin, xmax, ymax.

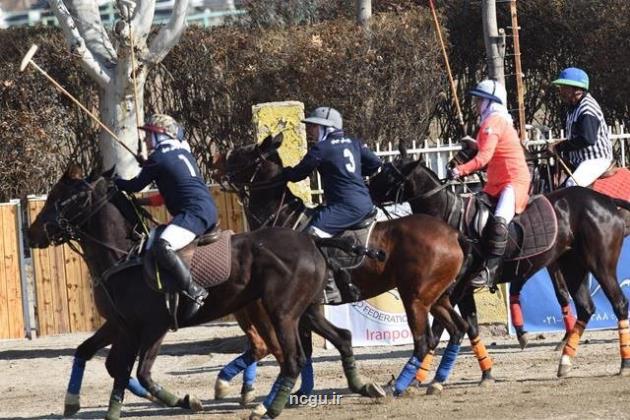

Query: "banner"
<box><xmin>325</xmin><ymin>290</ymin><xmax>414</xmax><ymax>347</ymax></box>
<box><xmin>509</xmin><ymin>237</ymin><xmax>630</xmax><ymax>333</ymax></box>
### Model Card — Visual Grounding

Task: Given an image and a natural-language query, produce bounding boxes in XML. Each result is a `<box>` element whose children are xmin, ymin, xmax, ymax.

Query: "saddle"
<box><xmin>320</xmin><ymin>207</ymin><xmax>379</xmax><ymax>270</ymax></box>
<box><xmin>143</xmin><ymin>225</ymin><xmax>233</xmax><ymax>293</ymax></box>
<box><xmin>463</xmin><ymin>194</ymin><xmax>558</xmax><ymax>261</ymax></box>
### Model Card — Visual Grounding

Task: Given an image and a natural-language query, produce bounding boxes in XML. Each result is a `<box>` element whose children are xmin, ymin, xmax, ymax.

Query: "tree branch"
<box><xmin>67</xmin><ymin>0</ymin><xmax>117</xmax><ymax>63</ymax></box>
<box><xmin>49</xmin><ymin>0</ymin><xmax>112</xmax><ymax>88</ymax></box>
<box><xmin>145</xmin><ymin>0</ymin><xmax>190</xmax><ymax>66</ymax></box>
<box><xmin>129</xmin><ymin>0</ymin><xmax>156</xmax><ymax>44</ymax></box>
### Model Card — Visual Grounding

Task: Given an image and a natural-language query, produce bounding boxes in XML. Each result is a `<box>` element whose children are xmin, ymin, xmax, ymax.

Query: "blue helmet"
<box><xmin>469</xmin><ymin>79</ymin><xmax>507</xmax><ymax>105</ymax></box>
<box><xmin>552</xmin><ymin>67</ymin><xmax>589</xmax><ymax>90</ymax></box>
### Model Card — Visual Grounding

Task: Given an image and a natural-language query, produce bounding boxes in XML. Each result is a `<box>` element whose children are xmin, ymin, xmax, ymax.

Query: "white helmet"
<box><xmin>469</xmin><ymin>79</ymin><xmax>507</xmax><ymax>106</ymax></box>
<box><xmin>302</xmin><ymin>107</ymin><xmax>343</xmax><ymax>130</ymax></box>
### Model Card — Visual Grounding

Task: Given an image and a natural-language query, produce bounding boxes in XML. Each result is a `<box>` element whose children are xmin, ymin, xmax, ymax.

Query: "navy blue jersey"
<box><xmin>283</xmin><ymin>131</ymin><xmax>381</xmax><ymax>210</ymax></box>
<box><xmin>115</xmin><ymin>142</ymin><xmax>217</xmax><ymax>235</ymax></box>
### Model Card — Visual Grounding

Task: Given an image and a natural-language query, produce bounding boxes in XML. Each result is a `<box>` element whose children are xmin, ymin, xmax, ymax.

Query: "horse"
<box><xmin>368</xmin><ymin>145</ymin><xmax>630</xmax><ymax>379</ymax></box>
<box><xmin>212</xmin><ymin>133</ymin><xmax>469</xmax><ymax>402</ymax></box>
<box><xmin>26</xmin><ymin>165</ymin><xmax>337</xmax><ymax>419</ymax></box>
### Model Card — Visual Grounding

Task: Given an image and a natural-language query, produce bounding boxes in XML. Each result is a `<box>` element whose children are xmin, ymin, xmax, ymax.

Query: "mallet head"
<box><xmin>20</xmin><ymin>44</ymin><xmax>39</xmax><ymax>72</ymax></box>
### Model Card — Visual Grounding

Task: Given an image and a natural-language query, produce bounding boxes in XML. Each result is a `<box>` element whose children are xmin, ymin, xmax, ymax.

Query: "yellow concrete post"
<box><xmin>252</xmin><ymin>101</ymin><xmax>311</xmax><ymax>204</ymax></box>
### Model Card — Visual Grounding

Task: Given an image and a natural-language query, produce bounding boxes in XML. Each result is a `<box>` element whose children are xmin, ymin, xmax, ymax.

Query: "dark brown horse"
<box><xmin>213</xmin><ymin>134</ymin><xmax>467</xmax><ymax>400</ymax></box>
<box><xmin>369</xmin><ymin>146</ymin><xmax>630</xmax><ymax>378</ymax></box>
<box><xmin>26</xmin><ymin>166</ymin><xmax>337</xmax><ymax>419</ymax></box>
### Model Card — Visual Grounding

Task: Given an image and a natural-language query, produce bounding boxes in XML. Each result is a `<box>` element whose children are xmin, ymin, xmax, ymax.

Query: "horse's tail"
<box><xmin>612</xmin><ymin>198</ymin><xmax>630</xmax><ymax>236</ymax></box>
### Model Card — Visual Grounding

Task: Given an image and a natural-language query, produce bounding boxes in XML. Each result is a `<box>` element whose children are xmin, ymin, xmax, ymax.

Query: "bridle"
<box><xmin>44</xmin><ymin>178</ymin><xmax>138</xmax><ymax>257</ymax></box>
<box><xmin>220</xmin><ymin>145</ymin><xmax>304</xmax><ymax>229</ymax></box>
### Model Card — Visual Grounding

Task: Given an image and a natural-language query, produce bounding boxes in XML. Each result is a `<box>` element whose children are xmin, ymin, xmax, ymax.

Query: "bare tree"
<box><xmin>49</xmin><ymin>0</ymin><xmax>190</xmax><ymax>177</ymax></box>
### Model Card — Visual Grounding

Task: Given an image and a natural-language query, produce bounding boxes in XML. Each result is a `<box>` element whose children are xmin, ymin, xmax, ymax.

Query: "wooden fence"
<box><xmin>25</xmin><ymin>186</ymin><xmax>244</xmax><ymax>337</ymax></box>
<box><xmin>0</xmin><ymin>201</ymin><xmax>26</xmax><ymax>339</ymax></box>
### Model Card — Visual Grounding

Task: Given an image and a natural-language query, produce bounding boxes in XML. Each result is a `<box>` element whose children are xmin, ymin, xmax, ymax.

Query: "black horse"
<box><xmin>27</xmin><ymin>165</ymin><xmax>337</xmax><ymax>419</ymax></box>
<box><xmin>369</xmin><ymin>145</ymin><xmax>630</xmax><ymax>379</ymax></box>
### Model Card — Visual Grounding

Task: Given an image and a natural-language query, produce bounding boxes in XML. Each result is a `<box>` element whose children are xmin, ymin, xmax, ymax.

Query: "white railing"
<box><xmin>310</xmin><ymin>125</ymin><xmax>630</xmax><ymax>201</ymax></box>
<box><xmin>2</xmin><ymin>2</ymin><xmax>245</xmax><ymax>28</ymax></box>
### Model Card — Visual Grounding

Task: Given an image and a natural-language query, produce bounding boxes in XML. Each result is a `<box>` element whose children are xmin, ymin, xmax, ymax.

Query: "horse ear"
<box><xmin>259</xmin><ymin>132</ymin><xmax>284</xmax><ymax>154</ymax></box>
<box><xmin>398</xmin><ymin>141</ymin><xmax>408</xmax><ymax>159</ymax></box>
<box><xmin>64</xmin><ymin>163</ymin><xmax>83</xmax><ymax>180</ymax></box>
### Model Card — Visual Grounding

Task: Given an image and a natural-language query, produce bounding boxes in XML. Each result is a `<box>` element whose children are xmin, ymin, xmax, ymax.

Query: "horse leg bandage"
<box><xmin>415</xmin><ymin>350</ymin><xmax>435</xmax><ymax>383</ymax></box>
<box><xmin>434</xmin><ymin>343</ymin><xmax>461</xmax><ymax>383</ymax></box>
<box><xmin>394</xmin><ymin>355</ymin><xmax>420</xmax><ymax>396</ymax></box>
<box><xmin>470</xmin><ymin>336</ymin><xmax>493</xmax><ymax>372</ymax></box>
<box><xmin>509</xmin><ymin>294</ymin><xmax>524</xmax><ymax>329</ymax></box>
<box><xmin>562</xmin><ymin>320</ymin><xmax>586</xmax><ymax>357</ymax></box>
<box><xmin>618</xmin><ymin>320</ymin><xmax>630</xmax><ymax>360</ymax></box>
<box><xmin>562</xmin><ymin>305</ymin><xmax>576</xmax><ymax>333</ymax></box>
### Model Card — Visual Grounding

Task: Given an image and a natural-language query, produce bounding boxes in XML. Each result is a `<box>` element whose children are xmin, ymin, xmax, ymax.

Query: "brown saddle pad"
<box><xmin>506</xmin><ymin>195</ymin><xmax>557</xmax><ymax>261</ymax></box>
<box><xmin>190</xmin><ymin>230</ymin><xmax>233</xmax><ymax>288</ymax></box>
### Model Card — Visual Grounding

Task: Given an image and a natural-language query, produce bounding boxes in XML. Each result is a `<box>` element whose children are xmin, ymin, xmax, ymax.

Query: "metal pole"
<box><xmin>510</xmin><ymin>0</ymin><xmax>526</xmax><ymax>145</ymax></box>
<box><xmin>482</xmin><ymin>0</ymin><xmax>506</xmax><ymax>85</ymax></box>
<box><xmin>428</xmin><ymin>0</ymin><xmax>465</xmax><ymax>135</ymax></box>
<box><xmin>14</xmin><ymin>199</ymin><xmax>33</xmax><ymax>339</ymax></box>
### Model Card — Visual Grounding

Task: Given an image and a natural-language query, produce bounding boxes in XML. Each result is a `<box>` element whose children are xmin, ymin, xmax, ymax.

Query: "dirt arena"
<box><xmin>1</xmin><ymin>323</ymin><xmax>629</xmax><ymax>420</ymax></box>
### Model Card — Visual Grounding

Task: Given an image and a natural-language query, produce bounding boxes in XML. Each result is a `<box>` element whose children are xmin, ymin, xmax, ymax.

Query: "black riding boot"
<box><xmin>469</xmin><ymin>216</ymin><xmax>509</xmax><ymax>291</ymax></box>
<box><xmin>332</xmin><ymin>264</ymin><xmax>361</xmax><ymax>303</ymax></box>
<box><xmin>153</xmin><ymin>238</ymin><xmax>208</xmax><ymax>320</ymax></box>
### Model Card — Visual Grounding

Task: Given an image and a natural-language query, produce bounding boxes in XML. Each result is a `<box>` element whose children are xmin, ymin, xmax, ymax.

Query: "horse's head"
<box><xmin>27</xmin><ymin>164</ymin><xmax>124</xmax><ymax>249</ymax></box>
<box><xmin>220</xmin><ymin>134</ymin><xmax>285</xmax><ymax>190</ymax></box>
<box><xmin>369</xmin><ymin>142</ymin><xmax>421</xmax><ymax>204</ymax></box>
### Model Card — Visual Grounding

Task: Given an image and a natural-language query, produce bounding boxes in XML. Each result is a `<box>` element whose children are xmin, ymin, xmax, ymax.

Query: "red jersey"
<box><xmin>455</xmin><ymin>114</ymin><xmax>531</xmax><ymax>213</ymax></box>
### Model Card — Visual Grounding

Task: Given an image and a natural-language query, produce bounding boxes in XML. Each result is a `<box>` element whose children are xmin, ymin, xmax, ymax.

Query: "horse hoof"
<box><xmin>63</xmin><ymin>393</ymin><xmax>80</xmax><ymax>417</ymax></box>
<box><xmin>479</xmin><ymin>376</ymin><xmax>495</xmax><ymax>387</ymax></box>
<box><xmin>517</xmin><ymin>333</ymin><xmax>529</xmax><ymax>350</ymax></box>
<box><xmin>363</xmin><ymin>382</ymin><xmax>386</xmax><ymax>398</ymax></box>
<box><xmin>249</xmin><ymin>403</ymin><xmax>267</xmax><ymax>419</ymax></box>
<box><xmin>557</xmin><ymin>355</ymin><xmax>572</xmax><ymax>378</ymax></box>
<box><xmin>214</xmin><ymin>377</ymin><xmax>231</xmax><ymax>400</ymax></box>
<box><xmin>619</xmin><ymin>361</ymin><xmax>630</xmax><ymax>377</ymax></box>
<box><xmin>240</xmin><ymin>386</ymin><xmax>257</xmax><ymax>406</ymax></box>
<box><xmin>183</xmin><ymin>394</ymin><xmax>203</xmax><ymax>412</ymax></box>
<box><xmin>426</xmin><ymin>382</ymin><xmax>443</xmax><ymax>396</ymax></box>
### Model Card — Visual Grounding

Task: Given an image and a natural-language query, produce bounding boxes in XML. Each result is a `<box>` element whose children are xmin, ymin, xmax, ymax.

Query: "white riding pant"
<box><xmin>160</xmin><ymin>224</ymin><xmax>197</xmax><ymax>251</ymax></box>
<box><xmin>565</xmin><ymin>158</ymin><xmax>612</xmax><ymax>187</ymax></box>
<box><xmin>306</xmin><ymin>225</ymin><xmax>333</xmax><ymax>238</ymax></box>
<box><xmin>494</xmin><ymin>184</ymin><xmax>516</xmax><ymax>223</ymax></box>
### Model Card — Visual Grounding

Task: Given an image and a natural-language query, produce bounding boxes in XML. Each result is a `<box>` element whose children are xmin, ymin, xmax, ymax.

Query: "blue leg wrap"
<box><xmin>394</xmin><ymin>356</ymin><xmax>420</xmax><ymax>396</ymax></box>
<box><xmin>434</xmin><ymin>343</ymin><xmax>461</xmax><ymax>383</ymax></box>
<box><xmin>298</xmin><ymin>358</ymin><xmax>314</xmax><ymax>395</ymax></box>
<box><xmin>126</xmin><ymin>377</ymin><xmax>150</xmax><ymax>399</ymax></box>
<box><xmin>243</xmin><ymin>360</ymin><xmax>258</xmax><ymax>388</ymax></box>
<box><xmin>218</xmin><ymin>350</ymin><xmax>256</xmax><ymax>382</ymax></box>
<box><xmin>263</xmin><ymin>377</ymin><xmax>283</xmax><ymax>409</ymax></box>
<box><xmin>67</xmin><ymin>357</ymin><xmax>86</xmax><ymax>395</ymax></box>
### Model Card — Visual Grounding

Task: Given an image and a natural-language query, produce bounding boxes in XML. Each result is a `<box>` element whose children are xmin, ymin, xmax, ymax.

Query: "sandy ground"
<box><xmin>1</xmin><ymin>323</ymin><xmax>629</xmax><ymax>420</ymax></box>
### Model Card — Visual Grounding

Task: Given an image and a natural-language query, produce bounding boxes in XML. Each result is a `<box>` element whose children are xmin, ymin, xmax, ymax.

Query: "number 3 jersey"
<box><xmin>115</xmin><ymin>140</ymin><xmax>217</xmax><ymax>235</ymax></box>
<box><xmin>283</xmin><ymin>131</ymin><xmax>381</xmax><ymax>212</ymax></box>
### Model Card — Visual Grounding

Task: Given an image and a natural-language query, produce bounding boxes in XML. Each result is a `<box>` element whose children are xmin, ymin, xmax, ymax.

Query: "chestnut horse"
<box><xmin>369</xmin><ymin>147</ymin><xmax>630</xmax><ymax>379</ymax></box>
<box><xmin>27</xmin><ymin>166</ymin><xmax>337</xmax><ymax>419</ymax></box>
<box><xmin>213</xmin><ymin>134</ymin><xmax>467</xmax><ymax>403</ymax></box>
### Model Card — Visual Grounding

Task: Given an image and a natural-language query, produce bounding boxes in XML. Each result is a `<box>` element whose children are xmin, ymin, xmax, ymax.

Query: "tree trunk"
<box><xmin>482</xmin><ymin>0</ymin><xmax>505</xmax><ymax>85</ymax></box>
<box><xmin>356</xmin><ymin>0</ymin><xmax>372</xmax><ymax>27</ymax></box>
<box><xmin>99</xmin><ymin>58</ymin><xmax>146</xmax><ymax>178</ymax></box>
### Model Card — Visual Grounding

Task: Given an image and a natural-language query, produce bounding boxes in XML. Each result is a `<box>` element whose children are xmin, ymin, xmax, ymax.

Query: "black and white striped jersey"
<box><xmin>562</xmin><ymin>93</ymin><xmax>612</xmax><ymax>166</ymax></box>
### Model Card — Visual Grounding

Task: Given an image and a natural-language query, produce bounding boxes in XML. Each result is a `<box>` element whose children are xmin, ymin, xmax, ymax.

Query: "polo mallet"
<box><xmin>551</xmin><ymin>149</ymin><xmax>579</xmax><ymax>186</ymax></box>
<box><xmin>20</xmin><ymin>44</ymin><xmax>137</xmax><ymax>158</ymax></box>
<box><xmin>428</xmin><ymin>0</ymin><xmax>465</xmax><ymax>135</ymax></box>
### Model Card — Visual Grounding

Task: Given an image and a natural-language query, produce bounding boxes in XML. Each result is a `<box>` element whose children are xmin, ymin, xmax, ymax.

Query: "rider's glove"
<box><xmin>446</xmin><ymin>167</ymin><xmax>461</xmax><ymax>180</ymax></box>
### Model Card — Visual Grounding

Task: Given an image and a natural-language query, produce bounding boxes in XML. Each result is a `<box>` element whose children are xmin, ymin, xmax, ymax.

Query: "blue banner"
<box><xmin>509</xmin><ymin>237</ymin><xmax>630</xmax><ymax>333</ymax></box>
